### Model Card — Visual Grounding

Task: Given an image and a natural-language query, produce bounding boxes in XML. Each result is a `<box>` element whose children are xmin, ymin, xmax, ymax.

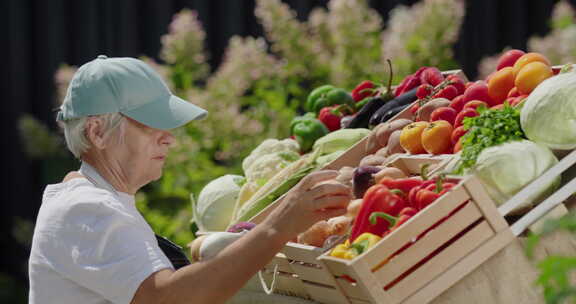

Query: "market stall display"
<box><xmin>191</xmin><ymin>50</ymin><xmax>576</xmax><ymax>303</ymax></box>
<box><xmin>250</xmin><ymin>154</ymin><xmax>453</xmax><ymax>303</ymax></box>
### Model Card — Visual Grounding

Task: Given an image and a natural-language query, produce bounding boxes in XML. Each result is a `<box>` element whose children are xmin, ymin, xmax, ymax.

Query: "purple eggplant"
<box><xmin>353</xmin><ymin>166</ymin><xmax>381</xmax><ymax>198</ymax></box>
<box><xmin>340</xmin><ymin>115</ymin><xmax>355</xmax><ymax>129</ymax></box>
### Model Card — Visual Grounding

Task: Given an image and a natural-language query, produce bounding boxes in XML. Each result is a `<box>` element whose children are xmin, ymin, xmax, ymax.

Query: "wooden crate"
<box><xmin>382</xmin><ymin>154</ymin><xmax>454</xmax><ymax>177</ymax></box>
<box><xmin>318</xmin><ymin>175</ymin><xmax>509</xmax><ymax>304</ymax></box>
<box><xmin>316</xmin><ymin>148</ymin><xmax>576</xmax><ymax>304</ymax></box>
<box><xmin>251</xmin><ymin>155</ymin><xmax>457</xmax><ymax>303</ymax></box>
<box><xmin>257</xmin><ymin>244</ymin><xmax>350</xmax><ymax>303</ymax></box>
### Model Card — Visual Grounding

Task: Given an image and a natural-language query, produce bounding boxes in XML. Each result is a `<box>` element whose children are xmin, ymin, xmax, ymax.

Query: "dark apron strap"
<box><xmin>155</xmin><ymin>234</ymin><xmax>191</xmax><ymax>270</ymax></box>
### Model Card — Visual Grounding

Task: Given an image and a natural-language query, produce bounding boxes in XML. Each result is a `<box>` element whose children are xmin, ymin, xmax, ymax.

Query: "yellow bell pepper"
<box><xmin>352</xmin><ymin>232</ymin><xmax>382</xmax><ymax>250</ymax></box>
<box><xmin>330</xmin><ymin>240</ymin><xmax>358</xmax><ymax>260</ymax></box>
<box><xmin>329</xmin><ymin>233</ymin><xmax>382</xmax><ymax>260</ymax></box>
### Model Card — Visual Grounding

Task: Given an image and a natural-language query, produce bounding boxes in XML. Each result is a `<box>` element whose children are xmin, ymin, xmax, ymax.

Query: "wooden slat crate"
<box><xmin>318</xmin><ymin>175</ymin><xmax>509</xmax><ymax>304</ymax></box>
<box><xmin>316</xmin><ymin>148</ymin><xmax>576</xmax><ymax>304</ymax></box>
<box><xmin>252</xmin><ymin>155</ymin><xmax>456</xmax><ymax>302</ymax></box>
<box><xmin>382</xmin><ymin>154</ymin><xmax>454</xmax><ymax>177</ymax></box>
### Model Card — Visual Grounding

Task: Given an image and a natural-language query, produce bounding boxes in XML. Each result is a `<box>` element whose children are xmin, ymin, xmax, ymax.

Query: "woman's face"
<box><xmin>108</xmin><ymin>117</ymin><xmax>175</xmax><ymax>188</ymax></box>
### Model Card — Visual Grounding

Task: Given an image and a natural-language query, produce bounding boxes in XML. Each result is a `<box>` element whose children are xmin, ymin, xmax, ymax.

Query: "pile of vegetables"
<box><xmin>325</xmin><ymin>164</ymin><xmax>456</xmax><ymax>260</ymax></box>
<box><xmin>303</xmin><ymin>55</ymin><xmax>576</xmax><ymax>260</ymax></box>
<box><xmin>193</xmin><ymin>128</ymin><xmax>370</xmax><ymax>233</ymax></box>
<box><xmin>189</xmin><ymin>51</ymin><xmax>576</xmax><ymax>267</ymax></box>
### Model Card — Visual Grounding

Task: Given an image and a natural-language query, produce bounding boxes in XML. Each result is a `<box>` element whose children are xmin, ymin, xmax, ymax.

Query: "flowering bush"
<box><xmin>382</xmin><ymin>0</ymin><xmax>464</xmax><ymax>82</ymax></box>
<box><xmin>22</xmin><ymin>0</ymin><xmax>466</xmax><ymax>246</ymax></box>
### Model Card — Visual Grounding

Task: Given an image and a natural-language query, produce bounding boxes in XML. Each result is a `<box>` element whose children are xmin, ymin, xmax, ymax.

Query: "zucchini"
<box><xmin>233</xmin><ymin>150</ymin><xmax>321</xmax><ymax>223</ymax></box>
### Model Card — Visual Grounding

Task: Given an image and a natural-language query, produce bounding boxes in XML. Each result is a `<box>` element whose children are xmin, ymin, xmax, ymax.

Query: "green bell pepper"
<box><xmin>305</xmin><ymin>85</ymin><xmax>334</xmax><ymax>112</ymax></box>
<box><xmin>290</xmin><ymin>112</ymin><xmax>316</xmax><ymax>132</ymax></box>
<box><xmin>313</xmin><ymin>88</ymin><xmax>355</xmax><ymax>114</ymax></box>
<box><xmin>306</xmin><ymin>86</ymin><xmax>355</xmax><ymax>114</ymax></box>
<box><xmin>290</xmin><ymin>114</ymin><xmax>329</xmax><ymax>153</ymax></box>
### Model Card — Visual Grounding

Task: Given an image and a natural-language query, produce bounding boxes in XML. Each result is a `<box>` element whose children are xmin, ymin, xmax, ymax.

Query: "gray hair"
<box><xmin>59</xmin><ymin>112</ymin><xmax>126</xmax><ymax>159</ymax></box>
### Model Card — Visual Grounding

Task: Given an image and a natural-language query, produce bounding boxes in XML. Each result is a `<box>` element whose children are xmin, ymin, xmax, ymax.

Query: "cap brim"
<box><xmin>122</xmin><ymin>95</ymin><xmax>207</xmax><ymax>130</ymax></box>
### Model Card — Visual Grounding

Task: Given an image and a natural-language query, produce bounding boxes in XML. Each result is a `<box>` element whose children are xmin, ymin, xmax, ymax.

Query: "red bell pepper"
<box><xmin>438</xmin><ymin>182</ymin><xmax>456</xmax><ymax>195</ymax></box>
<box><xmin>416</xmin><ymin>189</ymin><xmax>440</xmax><ymax>210</ymax></box>
<box><xmin>378</xmin><ymin>177</ymin><xmax>423</xmax><ymax>196</ymax></box>
<box><xmin>398</xmin><ymin>206</ymin><xmax>417</xmax><ymax>217</ymax></box>
<box><xmin>318</xmin><ymin>106</ymin><xmax>342</xmax><ymax>132</ymax></box>
<box><xmin>408</xmin><ymin>179</ymin><xmax>434</xmax><ymax>208</ymax></box>
<box><xmin>369</xmin><ymin>207</ymin><xmax>417</xmax><ymax>234</ymax></box>
<box><xmin>351</xmin><ymin>80</ymin><xmax>376</xmax><ymax>102</ymax></box>
<box><xmin>350</xmin><ymin>184</ymin><xmax>406</xmax><ymax>242</ymax></box>
<box><xmin>414</xmin><ymin>179</ymin><xmax>457</xmax><ymax>210</ymax></box>
<box><xmin>394</xmin><ymin>67</ymin><xmax>429</xmax><ymax>97</ymax></box>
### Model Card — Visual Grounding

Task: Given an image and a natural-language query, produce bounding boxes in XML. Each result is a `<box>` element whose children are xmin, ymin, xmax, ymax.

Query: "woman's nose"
<box><xmin>159</xmin><ymin>130</ymin><xmax>175</xmax><ymax>147</ymax></box>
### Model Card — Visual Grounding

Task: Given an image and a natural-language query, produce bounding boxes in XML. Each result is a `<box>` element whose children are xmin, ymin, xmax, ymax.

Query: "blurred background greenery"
<box><xmin>21</xmin><ymin>0</ymin><xmax>468</xmax><ymax>248</ymax></box>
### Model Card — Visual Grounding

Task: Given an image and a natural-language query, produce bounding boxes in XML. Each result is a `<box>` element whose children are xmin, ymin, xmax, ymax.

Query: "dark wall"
<box><xmin>2</xmin><ymin>0</ymin><xmax>564</xmax><ymax>291</ymax></box>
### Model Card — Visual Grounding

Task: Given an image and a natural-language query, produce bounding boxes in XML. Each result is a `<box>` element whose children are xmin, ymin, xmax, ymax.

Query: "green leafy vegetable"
<box><xmin>456</xmin><ymin>105</ymin><xmax>526</xmax><ymax>174</ymax></box>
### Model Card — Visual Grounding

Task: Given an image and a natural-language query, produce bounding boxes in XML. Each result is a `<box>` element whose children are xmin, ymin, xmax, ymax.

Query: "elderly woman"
<box><xmin>28</xmin><ymin>56</ymin><xmax>351</xmax><ymax>304</ymax></box>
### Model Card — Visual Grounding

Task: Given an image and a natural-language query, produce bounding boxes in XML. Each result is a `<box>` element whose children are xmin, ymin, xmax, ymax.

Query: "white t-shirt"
<box><xmin>28</xmin><ymin>162</ymin><xmax>173</xmax><ymax>304</ymax></box>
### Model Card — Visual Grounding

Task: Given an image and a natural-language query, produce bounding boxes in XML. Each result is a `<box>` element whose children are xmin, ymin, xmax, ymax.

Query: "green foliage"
<box><xmin>18</xmin><ymin>114</ymin><xmax>66</xmax><ymax>159</ymax></box>
<box><xmin>22</xmin><ymin>0</ymin><xmax>466</xmax><ymax>248</ymax></box>
<box><xmin>526</xmin><ymin>213</ymin><xmax>576</xmax><ymax>304</ymax></box>
<box><xmin>549</xmin><ymin>0</ymin><xmax>576</xmax><ymax>31</ymax></box>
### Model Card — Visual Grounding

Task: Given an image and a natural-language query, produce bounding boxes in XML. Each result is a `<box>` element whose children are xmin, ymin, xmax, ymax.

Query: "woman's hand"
<box><xmin>132</xmin><ymin>170</ymin><xmax>351</xmax><ymax>304</ymax></box>
<box><xmin>264</xmin><ymin>170</ymin><xmax>352</xmax><ymax>241</ymax></box>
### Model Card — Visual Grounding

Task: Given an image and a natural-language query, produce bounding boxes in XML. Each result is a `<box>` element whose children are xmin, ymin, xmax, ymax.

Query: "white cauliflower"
<box><xmin>236</xmin><ymin>138</ymin><xmax>301</xmax><ymax>207</ymax></box>
<box><xmin>245</xmin><ymin>151</ymin><xmax>300</xmax><ymax>182</ymax></box>
<box><xmin>242</xmin><ymin>138</ymin><xmax>299</xmax><ymax>173</ymax></box>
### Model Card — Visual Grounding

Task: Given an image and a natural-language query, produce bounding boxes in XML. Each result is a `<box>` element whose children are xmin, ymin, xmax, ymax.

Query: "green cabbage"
<box><xmin>473</xmin><ymin>140</ymin><xmax>560</xmax><ymax>214</ymax></box>
<box><xmin>520</xmin><ymin>71</ymin><xmax>576</xmax><ymax>150</ymax></box>
<box><xmin>193</xmin><ymin>175</ymin><xmax>245</xmax><ymax>232</ymax></box>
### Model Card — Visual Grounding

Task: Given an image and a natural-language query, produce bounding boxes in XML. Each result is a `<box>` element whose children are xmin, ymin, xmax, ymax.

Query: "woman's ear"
<box><xmin>85</xmin><ymin>117</ymin><xmax>107</xmax><ymax>150</ymax></box>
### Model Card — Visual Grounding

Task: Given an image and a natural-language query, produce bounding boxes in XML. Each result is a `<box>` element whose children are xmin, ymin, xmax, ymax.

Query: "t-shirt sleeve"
<box><xmin>45</xmin><ymin>198</ymin><xmax>174</xmax><ymax>304</ymax></box>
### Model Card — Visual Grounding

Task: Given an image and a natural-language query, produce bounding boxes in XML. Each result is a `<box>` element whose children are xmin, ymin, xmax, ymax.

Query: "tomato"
<box><xmin>400</xmin><ymin>121</ymin><xmax>429</xmax><ymax>154</ymax></box>
<box><xmin>421</xmin><ymin>120</ymin><xmax>453</xmax><ymax>154</ymax></box>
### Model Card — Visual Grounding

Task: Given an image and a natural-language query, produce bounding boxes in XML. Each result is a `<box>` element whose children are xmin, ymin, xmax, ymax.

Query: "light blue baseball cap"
<box><xmin>57</xmin><ymin>55</ymin><xmax>207</xmax><ymax>130</ymax></box>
